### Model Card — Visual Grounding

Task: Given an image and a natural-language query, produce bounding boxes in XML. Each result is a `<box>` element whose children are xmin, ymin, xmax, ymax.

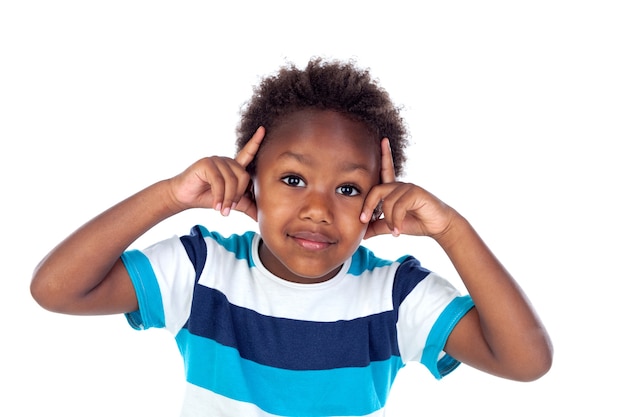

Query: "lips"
<box><xmin>288</xmin><ymin>231</ymin><xmax>336</xmax><ymax>250</ymax></box>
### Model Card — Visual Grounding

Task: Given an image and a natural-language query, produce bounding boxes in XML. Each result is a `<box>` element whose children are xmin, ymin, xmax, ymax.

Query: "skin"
<box><xmin>31</xmin><ymin>109</ymin><xmax>553</xmax><ymax>382</ymax></box>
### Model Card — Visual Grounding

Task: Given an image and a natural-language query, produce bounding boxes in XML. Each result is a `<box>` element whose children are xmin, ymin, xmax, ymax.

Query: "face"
<box><xmin>253</xmin><ymin>109</ymin><xmax>381</xmax><ymax>284</ymax></box>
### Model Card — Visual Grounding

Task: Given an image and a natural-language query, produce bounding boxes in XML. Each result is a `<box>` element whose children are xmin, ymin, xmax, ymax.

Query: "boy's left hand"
<box><xmin>361</xmin><ymin>138</ymin><xmax>456</xmax><ymax>240</ymax></box>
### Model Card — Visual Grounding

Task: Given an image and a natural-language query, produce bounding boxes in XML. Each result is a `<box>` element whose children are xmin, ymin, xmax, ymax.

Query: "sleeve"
<box><xmin>121</xmin><ymin>234</ymin><xmax>198</xmax><ymax>335</ymax></box>
<box><xmin>393</xmin><ymin>257</ymin><xmax>474</xmax><ymax>379</ymax></box>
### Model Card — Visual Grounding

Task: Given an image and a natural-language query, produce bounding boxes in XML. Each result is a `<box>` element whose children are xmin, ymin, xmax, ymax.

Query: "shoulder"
<box><xmin>347</xmin><ymin>245</ymin><xmax>396</xmax><ymax>275</ymax></box>
<box><xmin>347</xmin><ymin>247</ymin><xmax>432</xmax><ymax>305</ymax></box>
<box><xmin>349</xmin><ymin>245</ymin><xmax>428</xmax><ymax>280</ymax></box>
<box><xmin>181</xmin><ymin>226</ymin><xmax>257</xmax><ymax>257</ymax></box>
<box><xmin>348</xmin><ymin>247</ymin><xmax>455</xmax><ymax>311</ymax></box>
<box><xmin>179</xmin><ymin>227</ymin><xmax>258</xmax><ymax>277</ymax></box>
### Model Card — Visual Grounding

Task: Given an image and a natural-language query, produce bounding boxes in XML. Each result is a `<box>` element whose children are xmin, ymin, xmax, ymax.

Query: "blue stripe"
<box><xmin>392</xmin><ymin>256</ymin><xmax>432</xmax><ymax>309</ymax></box>
<box><xmin>180</xmin><ymin>225</ymin><xmax>208</xmax><ymax>281</ymax></box>
<box><xmin>121</xmin><ymin>249</ymin><xmax>165</xmax><ymax>330</ymax></box>
<box><xmin>347</xmin><ymin>245</ymin><xmax>394</xmax><ymax>275</ymax></box>
<box><xmin>185</xmin><ymin>285</ymin><xmax>400</xmax><ymax>370</ymax></box>
<box><xmin>181</xmin><ymin>228</ymin><xmax>257</xmax><ymax>279</ymax></box>
<box><xmin>205</xmin><ymin>228</ymin><xmax>257</xmax><ymax>264</ymax></box>
<box><xmin>177</xmin><ymin>328</ymin><xmax>403</xmax><ymax>416</ymax></box>
<box><xmin>421</xmin><ymin>295</ymin><xmax>474</xmax><ymax>379</ymax></box>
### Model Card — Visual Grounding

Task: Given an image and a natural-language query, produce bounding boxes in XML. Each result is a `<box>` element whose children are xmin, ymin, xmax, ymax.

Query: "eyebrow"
<box><xmin>277</xmin><ymin>151</ymin><xmax>373</xmax><ymax>173</ymax></box>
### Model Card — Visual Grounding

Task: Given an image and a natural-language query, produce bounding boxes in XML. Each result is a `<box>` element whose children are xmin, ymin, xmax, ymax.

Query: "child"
<box><xmin>31</xmin><ymin>58</ymin><xmax>552</xmax><ymax>416</ymax></box>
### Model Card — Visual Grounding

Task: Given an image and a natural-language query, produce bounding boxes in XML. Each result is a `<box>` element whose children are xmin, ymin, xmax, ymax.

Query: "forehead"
<box><xmin>259</xmin><ymin>109</ymin><xmax>380</xmax><ymax>168</ymax></box>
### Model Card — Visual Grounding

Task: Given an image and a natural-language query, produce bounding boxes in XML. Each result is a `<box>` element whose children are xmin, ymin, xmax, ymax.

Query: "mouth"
<box><xmin>288</xmin><ymin>231</ymin><xmax>336</xmax><ymax>250</ymax></box>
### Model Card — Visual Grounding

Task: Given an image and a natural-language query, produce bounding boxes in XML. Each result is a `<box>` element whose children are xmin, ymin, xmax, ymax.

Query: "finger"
<box><xmin>217</xmin><ymin>159</ymin><xmax>254</xmax><ymax>216</ymax></box>
<box><xmin>359</xmin><ymin>183</ymin><xmax>391</xmax><ymax>224</ymax></box>
<box><xmin>235</xmin><ymin>126</ymin><xmax>265</xmax><ymax>168</ymax></box>
<box><xmin>358</xmin><ymin>139</ymin><xmax>395</xmax><ymax>224</ymax></box>
<box><xmin>205</xmin><ymin>158</ymin><xmax>229</xmax><ymax>212</ymax></box>
<box><xmin>380</xmin><ymin>137</ymin><xmax>396</xmax><ymax>183</ymax></box>
<box><xmin>363</xmin><ymin>218</ymin><xmax>393</xmax><ymax>239</ymax></box>
<box><xmin>381</xmin><ymin>184</ymin><xmax>418</xmax><ymax>237</ymax></box>
<box><xmin>232</xmin><ymin>194</ymin><xmax>258</xmax><ymax>222</ymax></box>
<box><xmin>384</xmin><ymin>192</ymin><xmax>409</xmax><ymax>237</ymax></box>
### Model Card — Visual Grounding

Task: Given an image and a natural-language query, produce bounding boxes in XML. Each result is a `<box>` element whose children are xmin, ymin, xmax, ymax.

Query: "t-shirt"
<box><xmin>122</xmin><ymin>226</ymin><xmax>474</xmax><ymax>416</ymax></box>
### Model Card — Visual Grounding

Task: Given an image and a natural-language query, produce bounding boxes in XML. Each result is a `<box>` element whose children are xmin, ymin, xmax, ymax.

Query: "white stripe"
<box><xmin>142</xmin><ymin>236</ymin><xmax>196</xmax><ymax>335</ymax></box>
<box><xmin>396</xmin><ymin>273</ymin><xmax>460</xmax><ymax>363</ymax></box>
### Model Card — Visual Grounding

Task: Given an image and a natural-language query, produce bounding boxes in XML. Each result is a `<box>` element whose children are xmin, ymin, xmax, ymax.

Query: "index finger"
<box><xmin>380</xmin><ymin>137</ymin><xmax>396</xmax><ymax>183</ymax></box>
<box><xmin>235</xmin><ymin>126</ymin><xmax>266</xmax><ymax>168</ymax></box>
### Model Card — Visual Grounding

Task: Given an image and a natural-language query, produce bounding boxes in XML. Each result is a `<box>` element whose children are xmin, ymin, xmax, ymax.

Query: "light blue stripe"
<box><xmin>347</xmin><ymin>246</ymin><xmax>394</xmax><ymax>276</ymax></box>
<box><xmin>176</xmin><ymin>328</ymin><xmax>404</xmax><ymax>416</ymax></box>
<box><xmin>421</xmin><ymin>295</ymin><xmax>474</xmax><ymax>379</ymax></box>
<box><xmin>203</xmin><ymin>229</ymin><xmax>257</xmax><ymax>266</ymax></box>
<box><xmin>121</xmin><ymin>249</ymin><xmax>165</xmax><ymax>330</ymax></box>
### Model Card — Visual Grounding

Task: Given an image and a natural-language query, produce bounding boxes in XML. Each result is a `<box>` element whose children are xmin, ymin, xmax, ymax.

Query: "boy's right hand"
<box><xmin>168</xmin><ymin>127</ymin><xmax>265</xmax><ymax>221</ymax></box>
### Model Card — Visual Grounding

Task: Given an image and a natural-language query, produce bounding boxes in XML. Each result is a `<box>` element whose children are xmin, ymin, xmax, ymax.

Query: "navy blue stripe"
<box><xmin>184</xmin><ymin>285</ymin><xmax>400</xmax><ymax>371</ymax></box>
<box><xmin>180</xmin><ymin>225</ymin><xmax>208</xmax><ymax>282</ymax></box>
<box><xmin>392</xmin><ymin>256</ymin><xmax>431</xmax><ymax>310</ymax></box>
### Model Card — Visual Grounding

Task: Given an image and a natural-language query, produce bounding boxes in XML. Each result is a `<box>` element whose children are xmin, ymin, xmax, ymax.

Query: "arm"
<box><xmin>362</xmin><ymin>139</ymin><xmax>553</xmax><ymax>382</ymax></box>
<box><xmin>31</xmin><ymin>181</ymin><xmax>180</xmax><ymax>315</ymax></box>
<box><xmin>433</xmin><ymin>213</ymin><xmax>552</xmax><ymax>381</ymax></box>
<box><xmin>31</xmin><ymin>128</ymin><xmax>265</xmax><ymax>315</ymax></box>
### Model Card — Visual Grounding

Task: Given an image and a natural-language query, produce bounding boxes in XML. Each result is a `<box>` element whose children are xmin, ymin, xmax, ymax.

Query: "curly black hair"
<box><xmin>235</xmin><ymin>57</ymin><xmax>410</xmax><ymax>177</ymax></box>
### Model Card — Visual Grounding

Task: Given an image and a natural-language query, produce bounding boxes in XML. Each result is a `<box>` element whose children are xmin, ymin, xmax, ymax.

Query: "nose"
<box><xmin>299</xmin><ymin>190</ymin><xmax>334</xmax><ymax>224</ymax></box>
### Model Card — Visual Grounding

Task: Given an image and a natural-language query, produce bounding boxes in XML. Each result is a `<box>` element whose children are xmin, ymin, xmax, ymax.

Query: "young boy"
<box><xmin>31</xmin><ymin>58</ymin><xmax>552</xmax><ymax>416</ymax></box>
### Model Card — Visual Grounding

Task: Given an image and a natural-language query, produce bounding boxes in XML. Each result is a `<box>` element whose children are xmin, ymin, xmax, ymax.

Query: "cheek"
<box><xmin>254</xmin><ymin>185</ymin><xmax>276</xmax><ymax>213</ymax></box>
<box><xmin>336</xmin><ymin>206</ymin><xmax>369</xmax><ymax>235</ymax></box>
<box><xmin>254</xmin><ymin>189</ymin><xmax>288</xmax><ymax>230</ymax></box>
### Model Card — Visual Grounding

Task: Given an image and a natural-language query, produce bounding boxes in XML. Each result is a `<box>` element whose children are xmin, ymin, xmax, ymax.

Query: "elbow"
<box><xmin>30</xmin><ymin>272</ymin><xmax>57</xmax><ymax>312</ymax></box>
<box><xmin>516</xmin><ymin>355</ymin><xmax>553</xmax><ymax>382</ymax></box>
<box><xmin>529</xmin><ymin>348</ymin><xmax>554</xmax><ymax>382</ymax></box>
<box><xmin>30</xmin><ymin>267</ymin><xmax>72</xmax><ymax>314</ymax></box>
<box><xmin>511</xmin><ymin>339</ymin><xmax>554</xmax><ymax>382</ymax></box>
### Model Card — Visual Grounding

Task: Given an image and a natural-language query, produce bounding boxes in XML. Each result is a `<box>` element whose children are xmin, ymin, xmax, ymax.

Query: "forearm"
<box><xmin>31</xmin><ymin>180</ymin><xmax>181</xmax><ymax>312</ymax></box>
<box><xmin>436</xmin><ymin>212</ymin><xmax>553</xmax><ymax>379</ymax></box>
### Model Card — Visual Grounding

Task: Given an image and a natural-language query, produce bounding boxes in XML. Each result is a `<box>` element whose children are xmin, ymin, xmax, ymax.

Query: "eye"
<box><xmin>336</xmin><ymin>184</ymin><xmax>360</xmax><ymax>197</ymax></box>
<box><xmin>281</xmin><ymin>175</ymin><xmax>305</xmax><ymax>187</ymax></box>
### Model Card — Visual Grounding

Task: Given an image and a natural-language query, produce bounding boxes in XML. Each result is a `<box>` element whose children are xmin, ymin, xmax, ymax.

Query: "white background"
<box><xmin>1</xmin><ymin>1</ymin><xmax>625</xmax><ymax>415</ymax></box>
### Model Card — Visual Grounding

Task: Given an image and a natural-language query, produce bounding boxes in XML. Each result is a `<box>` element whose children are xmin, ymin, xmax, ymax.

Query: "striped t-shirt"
<box><xmin>122</xmin><ymin>226</ymin><xmax>473</xmax><ymax>416</ymax></box>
